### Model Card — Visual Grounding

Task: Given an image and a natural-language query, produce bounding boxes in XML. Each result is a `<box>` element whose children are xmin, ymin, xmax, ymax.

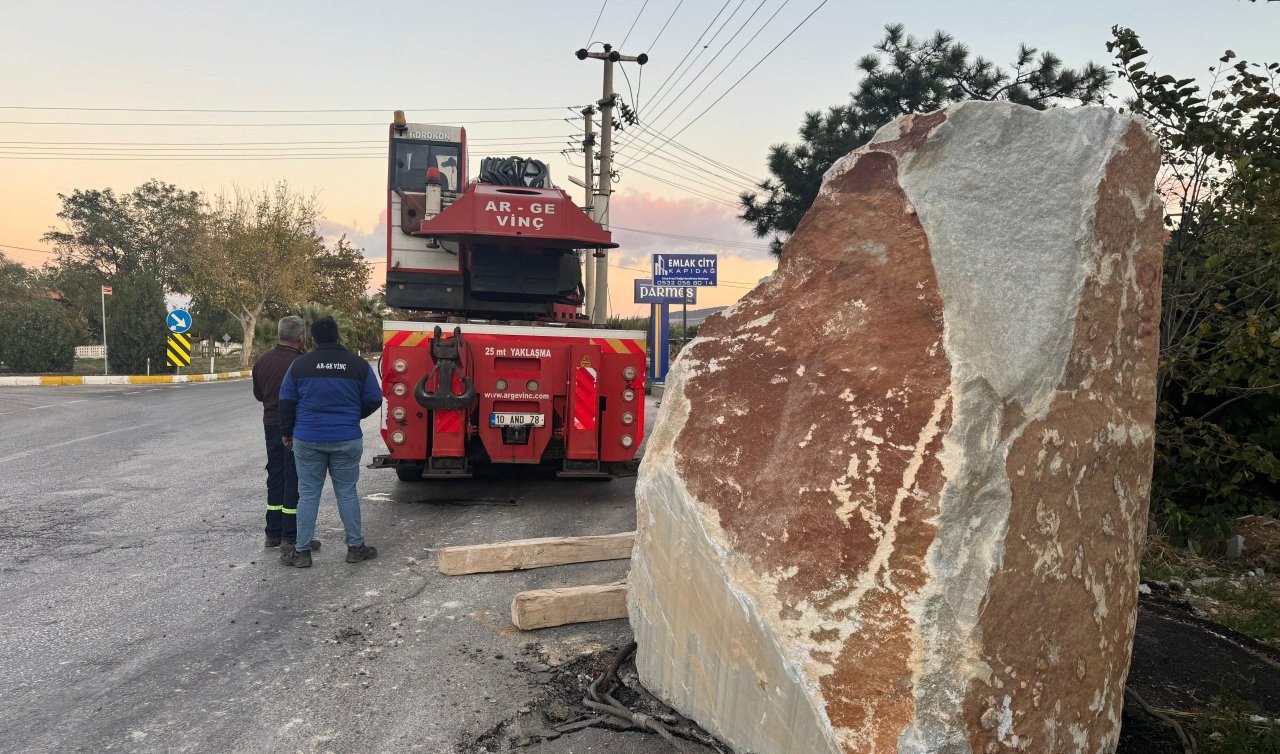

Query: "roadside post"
<box><xmin>167</xmin><ymin>308</ymin><xmax>192</xmax><ymax>373</ymax></box>
<box><xmin>652</xmin><ymin>253</ymin><xmax>717</xmax><ymax>350</ymax></box>
<box><xmin>100</xmin><ymin>285</ymin><xmax>112</xmax><ymax>375</ymax></box>
<box><xmin>634</xmin><ymin>280</ymin><xmax>695</xmax><ymax>384</ymax></box>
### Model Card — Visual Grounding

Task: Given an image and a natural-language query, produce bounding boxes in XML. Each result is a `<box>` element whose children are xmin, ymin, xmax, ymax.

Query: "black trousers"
<box><xmin>264</xmin><ymin>423</ymin><xmax>298</xmax><ymax>540</ymax></box>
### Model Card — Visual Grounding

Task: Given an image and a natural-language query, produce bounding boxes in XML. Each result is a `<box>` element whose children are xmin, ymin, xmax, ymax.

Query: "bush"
<box><xmin>0</xmin><ymin>299</ymin><xmax>79</xmax><ymax>373</ymax></box>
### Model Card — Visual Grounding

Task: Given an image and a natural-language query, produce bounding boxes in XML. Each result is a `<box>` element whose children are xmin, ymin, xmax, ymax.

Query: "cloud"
<box><xmin>317</xmin><ymin>210</ymin><xmax>387</xmax><ymax>262</ymax></box>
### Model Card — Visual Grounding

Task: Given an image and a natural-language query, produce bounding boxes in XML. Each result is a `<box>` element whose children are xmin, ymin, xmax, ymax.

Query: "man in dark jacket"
<box><xmin>278</xmin><ymin>316</ymin><xmax>381</xmax><ymax>568</ymax></box>
<box><xmin>252</xmin><ymin>315</ymin><xmax>319</xmax><ymax>551</ymax></box>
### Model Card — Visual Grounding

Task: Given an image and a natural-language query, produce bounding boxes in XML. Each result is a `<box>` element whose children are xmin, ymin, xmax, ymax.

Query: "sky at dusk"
<box><xmin>1</xmin><ymin>1</ymin><xmax>1274</xmax><ymax>316</ymax></box>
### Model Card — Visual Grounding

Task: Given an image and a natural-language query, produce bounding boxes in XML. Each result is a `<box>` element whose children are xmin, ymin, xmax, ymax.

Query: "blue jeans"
<box><xmin>293</xmin><ymin>438</ymin><xmax>365</xmax><ymax>551</ymax></box>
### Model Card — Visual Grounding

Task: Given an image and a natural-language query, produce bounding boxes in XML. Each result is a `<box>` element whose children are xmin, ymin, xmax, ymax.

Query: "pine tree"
<box><xmin>740</xmin><ymin>25</ymin><xmax>1111</xmax><ymax>253</ymax></box>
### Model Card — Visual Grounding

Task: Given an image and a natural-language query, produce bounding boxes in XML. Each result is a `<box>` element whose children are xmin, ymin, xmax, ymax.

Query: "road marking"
<box><xmin>0</xmin><ymin>424</ymin><xmax>155</xmax><ymax>464</ymax></box>
<box><xmin>27</xmin><ymin>404</ymin><xmax>58</xmax><ymax>410</ymax></box>
<box><xmin>65</xmin><ymin>399</ymin><xmax>88</xmax><ymax>404</ymax></box>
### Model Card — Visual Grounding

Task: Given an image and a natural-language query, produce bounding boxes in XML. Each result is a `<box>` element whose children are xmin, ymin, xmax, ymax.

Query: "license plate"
<box><xmin>490</xmin><ymin>412</ymin><xmax>545</xmax><ymax>428</ymax></box>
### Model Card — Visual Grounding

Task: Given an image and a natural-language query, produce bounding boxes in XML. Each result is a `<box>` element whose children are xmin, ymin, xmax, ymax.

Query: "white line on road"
<box><xmin>0</xmin><ymin>424</ymin><xmax>155</xmax><ymax>464</ymax></box>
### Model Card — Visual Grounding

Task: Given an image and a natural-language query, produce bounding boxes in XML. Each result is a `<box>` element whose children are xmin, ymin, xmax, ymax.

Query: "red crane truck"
<box><xmin>372</xmin><ymin>113</ymin><xmax>646</xmax><ymax>480</ymax></box>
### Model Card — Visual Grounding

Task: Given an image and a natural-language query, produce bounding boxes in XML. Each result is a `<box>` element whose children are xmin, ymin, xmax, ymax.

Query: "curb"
<box><xmin>0</xmin><ymin>371</ymin><xmax>248</xmax><ymax>387</ymax></box>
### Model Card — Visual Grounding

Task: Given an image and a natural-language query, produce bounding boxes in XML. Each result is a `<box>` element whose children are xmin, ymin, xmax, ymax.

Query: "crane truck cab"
<box><xmin>375</xmin><ymin>112</ymin><xmax>646</xmax><ymax>480</ymax></box>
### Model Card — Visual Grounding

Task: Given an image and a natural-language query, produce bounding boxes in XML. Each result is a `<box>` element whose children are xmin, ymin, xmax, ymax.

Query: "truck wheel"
<box><xmin>395</xmin><ymin>464</ymin><xmax>425</xmax><ymax>482</ymax></box>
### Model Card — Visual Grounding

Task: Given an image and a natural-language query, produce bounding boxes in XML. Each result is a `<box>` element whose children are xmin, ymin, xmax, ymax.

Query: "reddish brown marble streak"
<box><xmin>672</xmin><ymin>112</ymin><xmax>951</xmax><ymax>752</ymax></box>
<box><xmin>962</xmin><ymin>123</ymin><xmax>1164</xmax><ymax>753</ymax></box>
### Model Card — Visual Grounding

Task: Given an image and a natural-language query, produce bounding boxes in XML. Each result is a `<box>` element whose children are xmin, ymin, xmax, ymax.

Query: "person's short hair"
<box><xmin>311</xmin><ymin>316</ymin><xmax>339</xmax><ymax>344</ymax></box>
<box><xmin>278</xmin><ymin>315</ymin><xmax>305</xmax><ymax>343</ymax></box>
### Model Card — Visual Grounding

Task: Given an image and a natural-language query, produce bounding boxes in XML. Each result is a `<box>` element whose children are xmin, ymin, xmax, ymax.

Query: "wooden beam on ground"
<box><xmin>436</xmin><ymin>532</ymin><xmax>635</xmax><ymax>576</ymax></box>
<box><xmin>511</xmin><ymin>582</ymin><xmax>628</xmax><ymax>630</ymax></box>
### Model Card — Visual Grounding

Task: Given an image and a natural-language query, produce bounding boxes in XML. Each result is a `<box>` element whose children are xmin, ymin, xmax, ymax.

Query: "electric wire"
<box><xmin>0</xmin><ymin>243</ymin><xmax>55</xmax><ymax>255</ymax></box>
<box><xmin>0</xmin><ymin>118</ymin><xmax>568</xmax><ymax>127</ymax></box>
<box><xmin>629</xmin><ymin>0</ymin><xmax>829</xmax><ymax>170</ymax></box>
<box><xmin>647</xmin><ymin>0</ymin><xmax>684</xmax><ymax>51</ymax></box>
<box><xmin>0</xmin><ymin>105</ymin><xmax>568</xmax><ymax>113</ymax></box>
<box><xmin>585</xmin><ymin>0</ymin><xmax>609</xmax><ymax>46</ymax></box>
<box><xmin>626</xmin><ymin>0</ymin><xmax>767</xmax><ymax>144</ymax></box>
<box><xmin>622</xmin><ymin>0</ymin><xmax>786</xmax><ymax>163</ymax></box>
<box><xmin>569</xmin><ymin>114</ymin><xmax>757</xmax><ymax>197</ymax></box>
<box><xmin>0</xmin><ymin>135</ymin><xmax>579</xmax><ymax>146</ymax></box>
<box><xmin>620</xmin><ymin>0</ymin><xmax>649</xmax><ymax>48</ymax></box>
<box><xmin>639</xmin><ymin>0</ymin><xmax>732</xmax><ymax>114</ymax></box>
<box><xmin>611</xmin><ymin>225</ymin><xmax>770</xmax><ymax>251</ymax></box>
<box><xmin>637</xmin><ymin>0</ymin><xmax>746</xmax><ymax>124</ymax></box>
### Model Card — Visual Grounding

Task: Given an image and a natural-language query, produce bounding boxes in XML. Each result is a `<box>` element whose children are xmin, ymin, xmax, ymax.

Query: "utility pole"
<box><xmin>581</xmin><ymin>105</ymin><xmax>596</xmax><ymax>318</ymax></box>
<box><xmin>576</xmin><ymin>43</ymin><xmax>647</xmax><ymax>324</ymax></box>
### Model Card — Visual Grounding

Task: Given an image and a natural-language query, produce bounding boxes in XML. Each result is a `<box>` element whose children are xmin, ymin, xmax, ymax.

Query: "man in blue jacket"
<box><xmin>278</xmin><ymin>316</ymin><xmax>381</xmax><ymax>568</ymax></box>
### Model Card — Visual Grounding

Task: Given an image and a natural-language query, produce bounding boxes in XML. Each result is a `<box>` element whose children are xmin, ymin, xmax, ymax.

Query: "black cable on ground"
<box><xmin>583</xmin><ymin>643</ymin><xmax>713</xmax><ymax>754</ymax></box>
<box><xmin>1126</xmin><ymin>687</ymin><xmax>1196</xmax><ymax>754</ymax></box>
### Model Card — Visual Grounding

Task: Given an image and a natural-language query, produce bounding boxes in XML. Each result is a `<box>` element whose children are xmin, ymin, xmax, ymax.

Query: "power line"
<box><xmin>648</xmin><ymin>0</ymin><xmax>684</xmax><ymax>50</ymax></box>
<box><xmin>630</xmin><ymin>121</ymin><xmax>760</xmax><ymax>184</ymax></box>
<box><xmin>0</xmin><ymin>242</ymin><xmax>55</xmax><ymax>254</ymax></box>
<box><xmin>630</xmin><ymin>0</ymin><xmax>829</xmax><ymax>170</ymax></box>
<box><xmin>620</xmin><ymin>0</ymin><xmax>650</xmax><ymax>48</ymax></box>
<box><xmin>641</xmin><ymin>0</ymin><xmax>747</xmax><ymax>122</ymax></box>
<box><xmin>611</xmin><ymin>225</ymin><xmax>769</xmax><ymax>250</ymax></box>
<box><xmin>570</xmin><ymin>111</ymin><xmax>759</xmax><ymax>195</ymax></box>
<box><xmin>0</xmin><ymin>150</ymin><xmax>569</xmax><ymax>161</ymax></box>
<box><xmin>641</xmin><ymin>1</ymin><xmax>732</xmax><ymax>113</ymax></box>
<box><xmin>610</xmin><ymin>159</ymin><xmax>739</xmax><ymax>208</ymax></box>
<box><xmin>0</xmin><ymin>135</ymin><xmax>578</xmax><ymax>147</ymax></box>
<box><xmin>630</xmin><ymin>0</ymin><xmax>766</xmax><ymax>140</ymax></box>
<box><xmin>625</xmin><ymin>0</ymin><xmax>782</xmax><ymax>162</ymax></box>
<box><xmin>586</xmin><ymin>0</ymin><xmax>609</xmax><ymax>45</ymax></box>
<box><xmin>0</xmin><ymin>118</ymin><xmax>568</xmax><ymax>127</ymax></box>
<box><xmin>0</xmin><ymin>105</ymin><xmax>568</xmax><ymax>113</ymax></box>
<box><xmin>0</xmin><ymin>139</ymin><xmax>575</xmax><ymax>152</ymax></box>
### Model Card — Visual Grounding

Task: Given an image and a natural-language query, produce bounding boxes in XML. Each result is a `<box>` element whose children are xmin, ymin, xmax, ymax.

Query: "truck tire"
<box><xmin>395</xmin><ymin>464</ymin><xmax>425</xmax><ymax>482</ymax></box>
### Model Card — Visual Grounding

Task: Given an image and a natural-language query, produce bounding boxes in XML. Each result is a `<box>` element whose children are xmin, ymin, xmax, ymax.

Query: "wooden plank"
<box><xmin>511</xmin><ymin>582</ymin><xmax>628</xmax><ymax>630</ymax></box>
<box><xmin>436</xmin><ymin>532</ymin><xmax>635</xmax><ymax>576</ymax></box>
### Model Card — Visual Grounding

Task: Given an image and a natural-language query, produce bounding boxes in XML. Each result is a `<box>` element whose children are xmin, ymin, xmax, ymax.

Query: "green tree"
<box><xmin>185</xmin><ymin>183</ymin><xmax>322</xmax><ymax>367</ymax></box>
<box><xmin>312</xmin><ymin>235</ymin><xmax>372</xmax><ymax>314</ymax></box>
<box><xmin>346</xmin><ymin>293</ymin><xmax>387</xmax><ymax>356</ymax></box>
<box><xmin>740</xmin><ymin>24</ymin><xmax>1111</xmax><ymax>252</ymax></box>
<box><xmin>1108</xmin><ymin>26</ymin><xmax>1280</xmax><ymax>539</ymax></box>
<box><xmin>38</xmin><ymin>260</ymin><xmax>107</xmax><ymax>339</ymax></box>
<box><xmin>104</xmin><ymin>277</ymin><xmax>168</xmax><ymax>374</ymax></box>
<box><xmin>42</xmin><ymin>179</ymin><xmax>203</xmax><ymax>288</ymax></box>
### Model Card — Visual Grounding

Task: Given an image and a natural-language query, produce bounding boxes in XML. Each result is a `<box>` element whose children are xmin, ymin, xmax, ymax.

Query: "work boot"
<box><xmin>264</xmin><ymin>535</ymin><xmax>282</xmax><ymax>548</ymax></box>
<box><xmin>345</xmin><ymin>544</ymin><xmax>378</xmax><ymax>563</ymax></box>
<box><xmin>280</xmin><ymin>548</ymin><xmax>312</xmax><ymax>568</ymax></box>
<box><xmin>280</xmin><ymin>539</ymin><xmax>321</xmax><ymax>553</ymax></box>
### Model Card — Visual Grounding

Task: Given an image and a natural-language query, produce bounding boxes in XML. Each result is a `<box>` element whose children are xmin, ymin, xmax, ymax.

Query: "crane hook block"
<box><xmin>414</xmin><ymin>326</ymin><xmax>475</xmax><ymax>411</ymax></box>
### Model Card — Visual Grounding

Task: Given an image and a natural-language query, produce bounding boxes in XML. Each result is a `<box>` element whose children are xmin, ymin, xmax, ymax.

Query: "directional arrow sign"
<box><xmin>167</xmin><ymin>309</ymin><xmax>192</xmax><ymax>334</ymax></box>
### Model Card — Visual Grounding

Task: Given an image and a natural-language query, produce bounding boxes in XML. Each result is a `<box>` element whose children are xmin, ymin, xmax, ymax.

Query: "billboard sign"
<box><xmin>634</xmin><ymin>279</ymin><xmax>696</xmax><ymax>305</ymax></box>
<box><xmin>652</xmin><ymin>253</ymin><xmax>717</xmax><ymax>287</ymax></box>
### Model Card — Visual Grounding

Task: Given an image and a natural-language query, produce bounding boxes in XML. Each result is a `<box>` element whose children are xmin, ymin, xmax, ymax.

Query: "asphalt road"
<box><xmin>0</xmin><ymin>381</ymin><xmax>690</xmax><ymax>754</ymax></box>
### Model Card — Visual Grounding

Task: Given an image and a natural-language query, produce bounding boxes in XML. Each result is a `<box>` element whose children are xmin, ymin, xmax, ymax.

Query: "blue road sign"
<box><xmin>652</xmin><ymin>253</ymin><xmax>717</xmax><ymax>287</ymax></box>
<box><xmin>634</xmin><ymin>279</ymin><xmax>696</xmax><ymax>305</ymax></box>
<box><xmin>167</xmin><ymin>309</ymin><xmax>192</xmax><ymax>334</ymax></box>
